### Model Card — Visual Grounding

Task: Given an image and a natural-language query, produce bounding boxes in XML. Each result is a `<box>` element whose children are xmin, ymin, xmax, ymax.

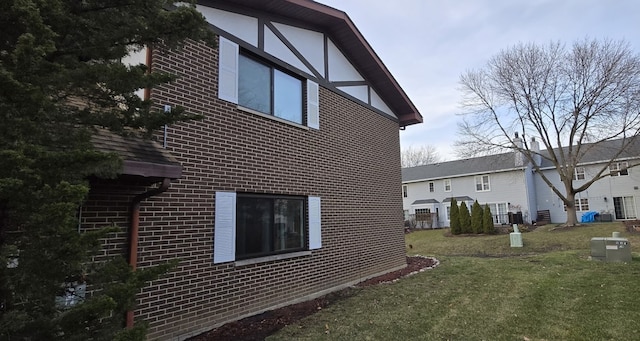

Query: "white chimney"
<box><xmin>530</xmin><ymin>137</ymin><xmax>541</xmax><ymax>166</ymax></box>
<box><xmin>513</xmin><ymin>132</ymin><xmax>523</xmax><ymax>166</ymax></box>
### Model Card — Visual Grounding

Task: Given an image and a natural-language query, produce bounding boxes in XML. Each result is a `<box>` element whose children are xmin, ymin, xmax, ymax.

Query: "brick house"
<box><xmin>82</xmin><ymin>1</ymin><xmax>422</xmax><ymax>339</ymax></box>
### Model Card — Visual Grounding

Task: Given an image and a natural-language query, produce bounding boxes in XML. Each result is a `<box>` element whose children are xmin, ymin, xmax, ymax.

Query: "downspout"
<box><xmin>126</xmin><ymin>178</ymin><xmax>171</xmax><ymax>329</ymax></box>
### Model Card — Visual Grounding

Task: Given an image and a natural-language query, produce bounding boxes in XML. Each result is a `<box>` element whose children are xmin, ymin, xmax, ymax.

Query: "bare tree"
<box><xmin>457</xmin><ymin>39</ymin><xmax>640</xmax><ymax>226</ymax></box>
<box><xmin>401</xmin><ymin>145</ymin><xmax>441</xmax><ymax>167</ymax></box>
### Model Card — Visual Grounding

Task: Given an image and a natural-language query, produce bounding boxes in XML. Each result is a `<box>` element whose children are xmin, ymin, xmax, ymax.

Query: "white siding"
<box><xmin>197</xmin><ymin>6</ymin><xmax>259</xmax><ymax>46</ymax></box>
<box><xmin>272</xmin><ymin>22</ymin><xmax>325</xmax><ymax>76</ymax></box>
<box><xmin>326</xmin><ymin>39</ymin><xmax>364</xmax><ymax>82</ymax></box>
<box><xmin>403</xmin><ymin>170</ymin><xmax>532</xmax><ymax>226</ymax></box>
<box><xmin>264</xmin><ymin>25</ymin><xmax>313</xmax><ymax>75</ymax></box>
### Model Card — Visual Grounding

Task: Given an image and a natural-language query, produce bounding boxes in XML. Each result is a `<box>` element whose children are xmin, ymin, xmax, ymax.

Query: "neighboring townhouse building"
<box><xmin>402</xmin><ymin>138</ymin><xmax>640</xmax><ymax>227</ymax></box>
<box><xmin>533</xmin><ymin>139</ymin><xmax>640</xmax><ymax>223</ymax></box>
<box><xmin>82</xmin><ymin>1</ymin><xmax>422</xmax><ymax>339</ymax></box>
<box><xmin>402</xmin><ymin>142</ymin><xmax>537</xmax><ymax>227</ymax></box>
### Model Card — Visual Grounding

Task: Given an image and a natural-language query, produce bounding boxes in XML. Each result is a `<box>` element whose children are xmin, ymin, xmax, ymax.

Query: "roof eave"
<box><xmin>122</xmin><ymin>160</ymin><xmax>183</xmax><ymax>180</ymax></box>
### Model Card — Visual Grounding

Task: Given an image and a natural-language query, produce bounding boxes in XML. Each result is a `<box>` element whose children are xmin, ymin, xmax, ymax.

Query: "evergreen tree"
<box><xmin>449</xmin><ymin>198</ymin><xmax>460</xmax><ymax>235</ymax></box>
<box><xmin>471</xmin><ymin>200</ymin><xmax>483</xmax><ymax>234</ymax></box>
<box><xmin>459</xmin><ymin>201</ymin><xmax>471</xmax><ymax>234</ymax></box>
<box><xmin>483</xmin><ymin>204</ymin><xmax>496</xmax><ymax>234</ymax></box>
<box><xmin>0</xmin><ymin>1</ymin><xmax>214</xmax><ymax>339</ymax></box>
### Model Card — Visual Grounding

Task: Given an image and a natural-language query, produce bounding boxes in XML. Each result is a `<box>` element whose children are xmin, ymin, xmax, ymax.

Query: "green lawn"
<box><xmin>269</xmin><ymin>223</ymin><xmax>640</xmax><ymax>341</ymax></box>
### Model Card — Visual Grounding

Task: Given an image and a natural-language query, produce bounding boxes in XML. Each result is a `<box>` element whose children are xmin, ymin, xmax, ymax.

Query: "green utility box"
<box><xmin>590</xmin><ymin>237</ymin><xmax>606</xmax><ymax>261</ymax></box>
<box><xmin>590</xmin><ymin>234</ymin><xmax>631</xmax><ymax>263</ymax></box>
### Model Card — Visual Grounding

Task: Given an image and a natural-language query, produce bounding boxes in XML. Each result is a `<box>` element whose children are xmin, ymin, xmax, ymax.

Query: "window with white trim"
<box><xmin>444</xmin><ymin>179</ymin><xmax>451</xmax><ymax>192</ymax></box>
<box><xmin>218</xmin><ymin>36</ymin><xmax>319</xmax><ymax>129</ymax></box>
<box><xmin>402</xmin><ymin>185</ymin><xmax>408</xmax><ymax>198</ymax></box>
<box><xmin>415</xmin><ymin>208</ymin><xmax>431</xmax><ymax>215</ymax></box>
<box><xmin>428</xmin><ymin>182</ymin><xmax>434</xmax><ymax>193</ymax></box>
<box><xmin>213</xmin><ymin>192</ymin><xmax>321</xmax><ymax>263</ymax></box>
<box><xmin>609</xmin><ymin>161</ymin><xmax>629</xmax><ymax>176</ymax></box>
<box><xmin>614</xmin><ymin>196</ymin><xmax>637</xmax><ymax>219</ymax></box>
<box><xmin>574</xmin><ymin>198</ymin><xmax>589</xmax><ymax>211</ymax></box>
<box><xmin>487</xmin><ymin>203</ymin><xmax>508</xmax><ymax>224</ymax></box>
<box><xmin>475</xmin><ymin>175</ymin><xmax>490</xmax><ymax>192</ymax></box>
<box><xmin>573</xmin><ymin>167</ymin><xmax>585</xmax><ymax>180</ymax></box>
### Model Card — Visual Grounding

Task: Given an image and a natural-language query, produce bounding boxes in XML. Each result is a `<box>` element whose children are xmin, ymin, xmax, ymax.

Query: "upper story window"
<box><xmin>428</xmin><ymin>182</ymin><xmax>435</xmax><ymax>193</ymax></box>
<box><xmin>609</xmin><ymin>161</ymin><xmax>629</xmax><ymax>176</ymax></box>
<box><xmin>402</xmin><ymin>185</ymin><xmax>408</xmax><ymax>198</ymax></box>
<box><xmin>573</xmin><ymin>167</ymin><xmax>585</xmax><ymax>180</ymax></box>
<box><xmin>218</xmin><ymin>36</ymin><xmax>320</xmax><ymax>129</ymax></box>
<box><xmin>444</xmin><ymin>179</ymin><xmax>451</xmax><ymax>192</ymax></box>
<box><xmin>239</xmin><ymin>53</ymin><xmax>303</xmax><ymax>124</ymax></box>
<box><xmin>475</xmin><ymin>175</ymin><xmax>490</xmax><ymax>192</ymax></box>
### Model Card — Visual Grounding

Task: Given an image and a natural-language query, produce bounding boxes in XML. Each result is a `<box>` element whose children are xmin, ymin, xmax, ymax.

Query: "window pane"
<box><xmin>239</xmin><ymin>55</ymin><xmax>271</xmax><ymax>114</ymax></box>
<box><xmin>273</xmin><ymin>198</ymin><xmax>304</xmax><ymax>251</ymax></box>
<box><xmin>274</xmin><ymin>70</ymin><xmax>302</xmax><ymax>124</ymax></box>
<box><xmin>497</xmin><ymin>203</ymin><xmax>507</xmax><ymax>224</ymax></box>
<box><xmin>624</xmin><ymin>197</ymin><xmax>636</xmax><ymax>219</ymax></box>
<box><xmin>236</xmin><ymin>197</ymin><xmax>273</xmax><ymax>258</ymax></box>
<box><xmin>236</xmin><ymin>195</ymin><xmax>305</xmax><ymax>259</ymax></box>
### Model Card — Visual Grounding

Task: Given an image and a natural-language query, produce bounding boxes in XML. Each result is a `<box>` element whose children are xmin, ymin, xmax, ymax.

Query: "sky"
<box><xmin>315</xmin><ymin>0</ymin><xmax>640</xmax><ymax>160</ymax></box>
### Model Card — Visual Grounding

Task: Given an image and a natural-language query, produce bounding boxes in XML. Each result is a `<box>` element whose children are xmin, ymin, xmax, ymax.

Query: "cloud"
<box><xmin>317</xmin><ymin>0</ymin><xmax>640</xmax><ymax>160</ymax></box>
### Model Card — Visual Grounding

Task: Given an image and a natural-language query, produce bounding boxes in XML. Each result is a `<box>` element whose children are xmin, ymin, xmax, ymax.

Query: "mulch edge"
<box><xmin>188</xmin><ymin>255</ymin><xmax>439</xmax><ymax>341</ymax></box>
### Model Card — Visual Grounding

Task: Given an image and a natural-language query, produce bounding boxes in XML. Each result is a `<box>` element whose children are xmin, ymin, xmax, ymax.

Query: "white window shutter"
<box><xmin>306</xmin><ymin>80</ymin><xmax>319</xmax><ymax>129</ymax></box>
<box><xmin>218</xmin><ymin>37</ymin><xmax>239</xmax><ymax>104</ymax></box>
<box><xmin>308</xmin><ymin>196</ymin><xmax>322</xmax><ymax>249</ymax></box>
<box><xmin>214</xmin><ymin>192</ymin><xmax>236</xmax><ymax>263</ymax></box>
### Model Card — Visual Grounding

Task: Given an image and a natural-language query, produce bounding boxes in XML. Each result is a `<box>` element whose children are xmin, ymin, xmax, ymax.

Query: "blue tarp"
<box><xmin>581</xmin><ymin>211</ymin><xmax>598</xmax><ymax>223</ymax></box>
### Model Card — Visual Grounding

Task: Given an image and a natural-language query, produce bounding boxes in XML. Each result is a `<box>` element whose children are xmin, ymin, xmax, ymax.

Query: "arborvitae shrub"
<box><xmin>450</xmin><ymin>198</ymin><xmax>460</xmax><ymax>235</ymax></box>
<box><xmin>459</xmin><ymin>201</ymin><xmax>471</xmax><ymax>233</ymax></box>
<box><xmin>483</xmin><ymin>204</ymin><xmax>496</xmax><ymax>234</ymax></box>
<box><xmin>471</xmin><ymin>200</ymin><xmax>483</xmax><ymax>233</ymax></box>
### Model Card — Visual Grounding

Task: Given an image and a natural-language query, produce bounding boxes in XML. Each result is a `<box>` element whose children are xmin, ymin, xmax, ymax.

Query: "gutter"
<box><xmin>126</xmin><ymin>178</ymin><xmax>171</xmax><ymax>329</ymax></box>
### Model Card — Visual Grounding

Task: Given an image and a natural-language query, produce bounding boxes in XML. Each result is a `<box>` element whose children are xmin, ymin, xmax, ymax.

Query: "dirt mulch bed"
<box><xmin>188</xmin><ymin>256</ymin><xmax>438</xmax><ymax>341</ymax></box>
<box><xmin>623</xmin><ymin>220</ymin><xmax>640</xmax><ymax>233</ymax></box>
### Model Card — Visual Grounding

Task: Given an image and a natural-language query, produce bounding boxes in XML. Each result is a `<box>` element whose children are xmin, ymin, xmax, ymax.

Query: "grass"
<box><xmin>269</xmin><ymin>223</ymin><xmax>640</xmax><ymax>340</ymax></box>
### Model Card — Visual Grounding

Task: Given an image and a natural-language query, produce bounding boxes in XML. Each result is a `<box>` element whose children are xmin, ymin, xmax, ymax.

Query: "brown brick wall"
<box><xmin>84</xmin><ymin>38</ymin><xmax>406</xmax><ymax>340</ymax></box>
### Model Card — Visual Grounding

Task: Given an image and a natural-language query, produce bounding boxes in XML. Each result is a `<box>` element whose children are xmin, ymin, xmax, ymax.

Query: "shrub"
<box><xmin>483</xmin><ymin>204</ymin><xmax>496</xmax><ymax>234</ymax></box>
<box><xmin>450</xmin><ymin>198</ymin><xmax>461</xmax><ymax>235</ymax></box>
<box><xmin>471</xmin><ymin>200</ymin><xmax>483</xmax><ymax>233</ymax></box>
<box><xmin>459</xmin><ymin>202</ymin><xmax>471</xmax><ymax>233</ymax></box>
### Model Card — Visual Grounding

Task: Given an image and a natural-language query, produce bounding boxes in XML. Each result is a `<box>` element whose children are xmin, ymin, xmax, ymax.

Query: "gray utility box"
<box><xmin>590</xmin><ymin>237</ymin><xmax>632</xmax><ymax>262</ymax></box>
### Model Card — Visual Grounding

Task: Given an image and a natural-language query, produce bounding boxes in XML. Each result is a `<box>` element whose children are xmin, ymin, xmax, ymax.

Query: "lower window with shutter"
<box><xmin>236</xmin><ymin>194</ymin><xmax>305</xmax><ymax>260</ymax></box>
<box><xmin>213</xmin><ymin>192</ymin><xmax>321</xmax><ymax>263</ymax></box>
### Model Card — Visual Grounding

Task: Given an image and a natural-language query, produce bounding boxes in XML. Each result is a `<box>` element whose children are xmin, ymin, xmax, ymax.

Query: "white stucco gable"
<box><xmin>196</xmin><ymin>4</ymin><xmax>398</xmax><ymax>119</ymax></box>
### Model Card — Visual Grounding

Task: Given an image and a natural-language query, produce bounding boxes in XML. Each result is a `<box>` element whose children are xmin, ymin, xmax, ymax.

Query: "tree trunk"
<box><xmin>565</xmin><ymin>191</ymin><xmax>579</xmax><ymax>226</ymax></box>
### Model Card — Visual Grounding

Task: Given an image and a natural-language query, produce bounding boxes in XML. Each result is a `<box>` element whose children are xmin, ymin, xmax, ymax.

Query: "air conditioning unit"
<box><xmin>590</xmin><ymin>233</ymin><xmax>631</xmax><ymax>263</ymax></box>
